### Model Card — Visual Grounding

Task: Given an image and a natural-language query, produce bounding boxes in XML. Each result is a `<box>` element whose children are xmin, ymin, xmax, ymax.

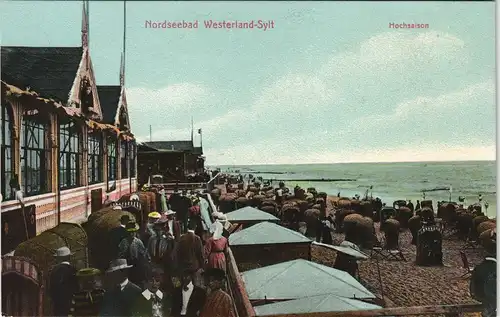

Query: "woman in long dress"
<box><xmin>204</xmin><ymin>221</ymin><xmax>228</xmax><ymax>272</ymax></box>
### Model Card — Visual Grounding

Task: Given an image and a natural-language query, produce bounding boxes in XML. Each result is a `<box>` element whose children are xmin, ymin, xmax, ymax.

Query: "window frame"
<box><xmin>88</xmin><ymin>132</ymin><xmax>103</xmax><ymax>185</ymax></box>
<box><xmin>59</xmin><ymin>120</ymin><xmax>82</xmax><ymax>190</ymax></box>
<box><xmin>107</xmin><ymin>136</ymin><xmax>117</xmax><ymax>181</ymax></box>
<box><xmin>120</xmin><ymin>141</ymin><xmax>129</xmax><ymax>179</ymax></box>
<box><xmin>20</xmin><ymin>112</ymin><xmax>51</xmax><ymax>197</ymax></box>
<box><xmin>1</xmin><ymin>103</ymin><xmax>15</xmax><ymax>200</ymax></box>
<box><xmin>129</xmin><ymin>140</ymin><xmax>136</xmax><ymax>178</ymax></box>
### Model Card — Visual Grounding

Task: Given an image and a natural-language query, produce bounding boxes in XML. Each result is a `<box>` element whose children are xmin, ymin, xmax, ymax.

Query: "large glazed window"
<box><xmin>59</xmin><ymin>120</ymin><xmax>82</xmax><ymax>189</ymax></box>
<box><xmin>88</xmin><ymin>133</ymin><xmax>103</xmax><ymax>184</ymax></box>
<box><xmin>121</xmin><ymin>141</ymin><xmax>128</xmax><ymax>179</ymax></box>
<box><xmin>21</xmin><ymin>111</ymin><xmax>51</xmax><ymax>196</ymax></box>
<box><xmin>129</xmin><ymin>141</ymin><xmax>136</xmax><ymax>178</ymax></box>
<box><xmin>1</xmin><ymin>103</ymin><xmax>14</xmax><ymax>200</ymax></box>
<box><xmin>107</xmin><ymin>137</ymin><xmax>117</xmax><ymax>181</ymax></box>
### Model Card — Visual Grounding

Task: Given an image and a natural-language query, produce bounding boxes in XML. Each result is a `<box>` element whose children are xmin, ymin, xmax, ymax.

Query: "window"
<box><xmin>107</xmin><ymin>137</ymin><xmax>117</xmax><ymax>181</ymax></box>
<box><xmin>59</xmin><ymin>121</ymin><xmax>82</xmax><ymax>189</ymax></box>
<box><xmin>129</xmin><ymin>141</ymin><xmax>136</xmax><ymax>177</ymax></box>
<box><xmin>20</xmin><ymin>112</ymin><xmax>51</xmax><ymax>196</ymax></box>
<box><xmin>88</xmin><ymin>133</ymin><xmax>103</xmax><ymax>184</ymax></box>
<box><xmin>1</xmin><ymin>104</ymin><xmax>14</xmax><ymax>200</ymax></box>
<box><xmin>120</xmin><ymin>141</ymin><xmax>128</xmax><ymax>179</ymax></box>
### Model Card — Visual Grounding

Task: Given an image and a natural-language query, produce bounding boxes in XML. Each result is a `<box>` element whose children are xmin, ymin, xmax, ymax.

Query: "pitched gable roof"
<box><xmin>253</xmin><ymin>294</ymin><xmax>382</xmax><ymax>316</ymax></box>
<box><xmin>1</xmin><ymin>46</ymin><xmax>83</xmax><ymax>103</ymax></box>
<box><xmin>229</xmin><ymin>221</ymin><xmax>311</xmax><ymax>246</ymax></box>
<box><xmin>142</xmin><ymin>141</ymin><xmax>194</xmax><ymax>152</ymax></box>
<box><xmin>225</xmin><ymin>206</ymin><xmax>279</xmax><ymax>223</ymax></box>
<box><xmin>242</xmin><ymin>259</ymin><xmax>375</xmax><ymax>300</ymax></box>
<box><xmin>97</xmin><ymin>85</ymin><xmax>121</xmax><ymax>124</ymax></box>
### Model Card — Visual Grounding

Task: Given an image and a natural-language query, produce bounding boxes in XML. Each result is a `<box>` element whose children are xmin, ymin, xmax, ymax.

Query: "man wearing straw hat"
<box><xmin>49</xmin><ymin>246</ymin><xmax>78</xmax><ymax>316</ymax></box>
<box><xmin>332</xmin><ymin>241</ymin><xmax>368</xmax><ymax>279</ymax></box>
<box><xmin>99</xmin><ymin>259</ymin><xmax>142</xmax><ymax>316</ymax></box>
<box><xmin>164</xmin><ymin>209</ymin><xmax>182</xmax><ymax>241</ymax></box>
<box><xmin>68</xmin><ymin>268</ymin><xmax>105</xmax><ymax>317</ymax></box>
<box><xmin>118</xmin><ymin>221</ymin><xmax>152</xmax><ymax>289</ymax></box>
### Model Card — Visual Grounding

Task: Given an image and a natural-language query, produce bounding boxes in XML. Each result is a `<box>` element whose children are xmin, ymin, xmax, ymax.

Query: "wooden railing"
<box><xmin>226</xmin><ymin>247</ymin><xmax>256</xmax><ymax>317</ymax></box>
<box><xmin>148</xmin><ymin>182</ymin><xmax>206</xmax><ymax>192</ymax></box>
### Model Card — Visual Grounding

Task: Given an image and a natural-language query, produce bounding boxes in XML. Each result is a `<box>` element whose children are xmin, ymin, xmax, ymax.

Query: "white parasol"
<box><xmin>331</xmin><ymin>241</ymin><xmax>369</xmax><ymax>259</ymax></box>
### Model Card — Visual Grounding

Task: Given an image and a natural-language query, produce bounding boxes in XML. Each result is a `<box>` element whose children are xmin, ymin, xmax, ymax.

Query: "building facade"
<box><xmin>137</xmin><ymin>140</ymin><xmax>205</xmax><ymax>185</ymax></box>
<box><xmin>0</xmin><ymin>6</ymin><xmax>137</xmax><ymax>246</ymax></box>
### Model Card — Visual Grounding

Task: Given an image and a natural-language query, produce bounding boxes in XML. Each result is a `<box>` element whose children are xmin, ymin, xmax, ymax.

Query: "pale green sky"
<box><xmin>1</xmin><ymin>1</ymin><xmax>496</xmax><ymax>165</ymax></box>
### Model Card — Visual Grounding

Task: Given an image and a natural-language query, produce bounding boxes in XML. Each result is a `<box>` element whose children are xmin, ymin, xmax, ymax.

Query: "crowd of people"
<box><xmin>48</xmin><ymin>187</ymin><xmax>235</xmax><ymax>317</ymax></box>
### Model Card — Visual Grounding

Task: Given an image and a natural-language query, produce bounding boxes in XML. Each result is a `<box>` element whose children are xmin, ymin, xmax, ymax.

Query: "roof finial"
<box><xmin>120</xmin><ymin>52</ymin><xmax>125</xmax><ymax>87</ymax></box>
<box><xmin>122</xmin><ymin>0</ymin><xmax>127</xmax><ymax>86</ymax></box>
<box><xmin>81</xmin><ymin>0</ymin><xmax>88</xmax><ymax>48</ymax></box>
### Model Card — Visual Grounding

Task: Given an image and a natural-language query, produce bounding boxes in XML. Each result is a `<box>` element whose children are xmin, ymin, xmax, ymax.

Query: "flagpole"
<box><xmin>200</xmin><ymin>129</ymin><xmax>203</xmax><ymax>149</ymax></box>
<box><xmin>191</xmin><ymin>117</ymin><xmax>194</xmax><ymax>143</ymax></box>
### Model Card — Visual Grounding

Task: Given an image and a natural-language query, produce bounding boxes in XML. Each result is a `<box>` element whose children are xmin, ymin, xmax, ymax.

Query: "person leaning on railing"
<box><xmin>199</xmin><ymin>268</ymin><xmax>235</xmax><ymax>317</ymax></box>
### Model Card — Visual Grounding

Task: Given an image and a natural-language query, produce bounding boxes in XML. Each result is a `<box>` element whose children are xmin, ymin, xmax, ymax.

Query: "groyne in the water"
<box><xmin>267</xmin><ymin>178</ymin><xmax>357</xmax><ymax>182</ymax></box>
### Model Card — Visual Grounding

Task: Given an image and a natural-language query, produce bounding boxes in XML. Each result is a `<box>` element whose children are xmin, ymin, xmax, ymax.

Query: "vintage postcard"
<box><xmin>0</xmin><ymin>1</ymin><xmax>496</xmax><ymax>317</ymax></box>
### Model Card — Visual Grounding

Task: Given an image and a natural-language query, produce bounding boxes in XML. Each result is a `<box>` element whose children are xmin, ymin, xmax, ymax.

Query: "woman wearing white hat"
<box><xmin>204</xmin><ymin>220</ymin><xmax>229</xmax><ymax>273</ymax></box>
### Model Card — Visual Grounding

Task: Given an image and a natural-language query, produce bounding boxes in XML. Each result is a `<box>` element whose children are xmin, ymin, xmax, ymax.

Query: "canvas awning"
<box><xmin>242</xmin><ymin>259</ymin><xmax>375</xmax><ymax>300</ymax></box>
<box><xmin>229</xmin><ymin>221</ymin><xmax>311</xmax><ymax>246</ymax></box>
<box><xmin>254</xmin><ymin>294</ymin><xmax>382</xmax><ymax>316</ymax></box>
<box><xmin>225</xmin><ymin>206</ymin><xmax>279</xmax><ymax>223</ymax></box>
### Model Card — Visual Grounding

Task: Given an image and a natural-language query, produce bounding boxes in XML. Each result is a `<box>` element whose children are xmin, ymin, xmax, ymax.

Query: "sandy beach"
<box><xmin>303</xmin><ymin>195</ymin><xmax>487</xmax><ymax>316</ymax></box>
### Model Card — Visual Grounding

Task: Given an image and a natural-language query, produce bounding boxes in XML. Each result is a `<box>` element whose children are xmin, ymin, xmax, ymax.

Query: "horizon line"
<box><xmin>209</xmin><ymin>158</ymin><xmax>496</xmax><ymax>167</ymax></box>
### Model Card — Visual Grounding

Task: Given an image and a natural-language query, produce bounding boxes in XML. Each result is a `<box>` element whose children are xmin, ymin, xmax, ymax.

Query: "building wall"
<box><xmin>1</xmin><ymin>178</ymin><xmax>136</xmax><ymax>233</ymax></box>
<box><xmin>231</xmin><ymin>243</ymin><xmax>311</xmax><ymax>271</ymax></box>
<box><xmin>1</xmin><ymin>91</ymin><xmax>137</xmax><ymax>235</ymax></box>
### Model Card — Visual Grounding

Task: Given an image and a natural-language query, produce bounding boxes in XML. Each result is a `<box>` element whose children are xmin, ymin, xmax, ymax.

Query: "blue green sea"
<box><xmin>215</xmin><ymin>161</ymin><xmax>497</xmax><ymax>218</ymax></box>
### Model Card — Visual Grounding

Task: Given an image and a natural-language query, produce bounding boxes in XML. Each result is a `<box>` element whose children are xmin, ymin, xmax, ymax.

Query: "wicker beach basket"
<box><xmin>84</xmin><ymin>210</ymin><xmax>135</xmax><ymax>271</ymax></box>
<box><xmin>337</xmin><ymin>199</ymin><xmax>351</xmax><ymax>209</ymax></box>
<box><xmin>15</xmin><ymin>222</ymin><xmax>88</xmax><ymax>271</ymax></box>
<box><xmin>477</xmin><ymin>221</ymin><xmax>496</xmax><ymax>235</ymax></box>
<box><xmin>14</xmin><ymin>222</ymin><xmax>88</xmax><ymax>317</ymax></box>
<box><xmin>396</xmin><ymin>207</ymin><xmax>413</xmax><ymax>228</ymax></box>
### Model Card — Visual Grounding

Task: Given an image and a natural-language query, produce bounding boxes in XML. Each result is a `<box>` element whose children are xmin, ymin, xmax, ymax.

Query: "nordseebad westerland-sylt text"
<box><xmin>144</xmin><ymin>20</ymin><xmax>276</xmax><ymax>31</ymax></box>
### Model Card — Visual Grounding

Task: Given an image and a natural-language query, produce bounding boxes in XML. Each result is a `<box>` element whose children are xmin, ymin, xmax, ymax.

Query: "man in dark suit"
<box><xmin>171</xmin><ymin>270</ymin><xmax>206</xmax><ymax>317</ymax></box>
<box><xmin>172</xmin><ymin>221</ymin><xmax>205</xmax><ymax>286</ymax></box>
<box><xmin>109</xmin><ymin>215</ymin><xmax>130</xmax><ymax>258</ymax></box>
<box><xmin>98</xmin><ymin>259</ymin><xmax>143</xmax><ymax>317</ymax></box>
<box><xmin>168</xmin><ymin>189</ymin><xmax>182</xmax><ymax>223</ymax></box>
<box><xmin>49</xmin><ymin>247</ymin><xmax>78</xmax><ymax>316</ymax></box>
<box><xmin>180</xmin><ymin>191</ymin><xmax>193</xmax><ymax>233</ymax></box>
